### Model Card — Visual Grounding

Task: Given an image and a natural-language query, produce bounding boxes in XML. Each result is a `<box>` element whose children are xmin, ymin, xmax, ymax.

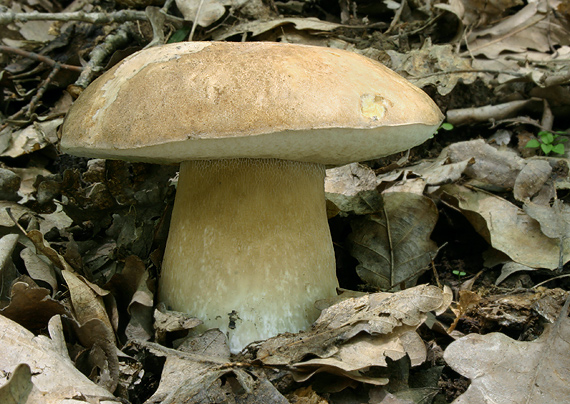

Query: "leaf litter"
<box><xmin>1</xmin><ymin>0</ymin><xmax>570</xmax><ymax>401</ymax></box>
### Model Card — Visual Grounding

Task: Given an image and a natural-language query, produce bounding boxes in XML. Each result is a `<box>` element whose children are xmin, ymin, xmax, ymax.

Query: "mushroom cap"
<box><xmin>61</xmin><ymin>41</ymin><xmax>443</xmax><ymax>165</ymax></box>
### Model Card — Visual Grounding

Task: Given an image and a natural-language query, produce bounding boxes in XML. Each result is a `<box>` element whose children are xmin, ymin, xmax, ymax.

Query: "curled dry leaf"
<box><xmin>440</xmin><ymin>184</ymin><xmax>570</xmax><ymax>269</ymax></box>
<box><xmin>142</xmin><ymin>330</ymin><xmax>288</xmax><ymax>404</ymax></box>
<box><xmin>212</xmin><ymin>17</ymin><xmax>342</xmax><ymax>40</ymax></box>
<box><xmin>0</xmin><ymin>233</ymin><xmax>20</xmax><ymax>302</ymax></box>
<box><xmin>61</xmin><ymin>269</ymin><xmax>114</xmax><ymax>332</ymax></box>
<box><xmin>256</xmin><ymin>285</ymin><xmax>450</xmax><ymax>385</ymax></box>
<box><xmin>495</xmin><ymin>261</ymin><xmax>535</xmax><ymax>285</ymax></box>
<box><xmin>70</xmin><ymin>317</ymin><xmax>120</xmax><ymax>393</ymax></box>
<box><xmin>0</xmin><ymin>119</ymin><xmax>62</xmax><ymax>159</ymax></box>
<box><xmin>444</xmin><ymin>300</ymin><xmax>570</xmax><ymax>403</ymax></box>
<box><xmin>348</xmin><ymin>192</ymin><xmax>438</xmax><ymax>289</ymax></box>
<box><xmin>465</xmin><ymin>0</ymin><xmax>570</xmax><ymax>59</ymax></box>
<box><xmin>325</xmin><ymin>163</ymin><xmax>381</xmax><ymax>215</ymax></box>
<box><xmin>513</xmin><ymin>159</ymin><xmax>552</xmax><ymax>202</ymax></box>
<box><xmin>0</xmin><ymin>315</ymin><xmax>118</xmax><ymax>403</ymax></box>
<box><xmin>0</xmin><ymin>280</ymin><xmax>68</xmax><ymax>332</ymax></box>
<box><xmin>20</xmin><ymin>247</ymin><xmax>58</xmax><ymax>291</ymax></box>
<box><xmin>153</xmin><ymin>304</ymin><xmax>202</xmax><ymax>342</ymax></box>
<box><xmin>446</xmin><ymin>139</ymin><xmax>525</xmax><ymax>189</ymax></box>
<box><xmin>381</xmin><ymin>45</ymin><xmax>477</xmax><ymax>96</ymax></box>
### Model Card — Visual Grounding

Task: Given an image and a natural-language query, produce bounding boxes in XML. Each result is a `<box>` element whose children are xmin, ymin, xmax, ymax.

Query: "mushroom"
<box><xmin>60</xmin><ymin>41</ymin><xmax>443</xmax><ymax>353</ymax></box>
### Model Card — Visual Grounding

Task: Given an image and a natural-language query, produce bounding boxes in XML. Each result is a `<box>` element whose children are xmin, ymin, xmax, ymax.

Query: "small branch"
<box><xmin>0</xmin><ymin>45</ymin><xmax>82</xmax><ymax>72</ymax></box>
<box><xmin>74</xmin><ymin>22</ymin><xmax>137</xmax><ymax>88</ymax></box>
<box><xmin>26</xmin><ymin>64</ymin><xmax>62</xmax><ymax>118</ymax></box>
<box><xmin>0</xmin><ymin>8</ymin><xmax>184</xmax><ymax>27</ymax></box>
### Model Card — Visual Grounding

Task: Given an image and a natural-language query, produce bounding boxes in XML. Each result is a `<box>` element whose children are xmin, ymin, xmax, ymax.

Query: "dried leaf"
<box><xmin>0</xmin><ymin>315</ymin><xmax>118</xmax><ymax>402</ymax></box>
<box><xmin>325</xmin><ymin>163</ymin><xmax>382</xmax><ymax>215</ymax></box>
<box><xmin>256</xmin><ymin>285</ymin><xmax>450</xmax><ymax>384</ymax></box>
<box><xmin>440</xmin><ymin>184</ymin><xmax>570</xmax><ymax>269</ymax></box>
<box><xmin>0</xmin><ymin>280</ymin><xmax>68</xmax><ymax>332</ymax></box>
<box><xmin>514</xmin><ymin>159</ymin><xmax>552</xmax><ymax>202</ymax></box>
<box><xmin>381</xmin><ymin>44</ymin><xmax>477</xmax><ymax>96</ymax></box>
<box><xmin>0</xmin><ymin>233</ymin><xmax>20</xmax><ymax>302</ymax></box>
<box><xmin>465</xmin><ymin>0</ymin><xmax>570</xmax><ymax>59</ymax></box>
<box><xmin>61</xmin><ymin>269</ymin><xmax>115</xmax><ymax>335</ymax></box>
<box><xmin>523</xmin><ymin>199</ymin><xmax>570</xmax><ymax>240</ymax></box>
<box><xmin>444</xmin><ymin>301</ymin><xmax>570</xmax><ymax>403</ymax></box>
<box><xmin>20</xmin><ymin>247</ymin><xmax>58</xmax><ymax>291</ymax></box>
<box><xmin>212</xmin><ymin>17</ymin><xmax>342</xmax><ymax>40</ymax></box>
<box><xmin>446</xmin><ymin>139</ymin><xmax>525</xmax><ymax>189</ymax></box>
<box><xmin>348</xmin><ymin>193</ymin><xmax>438</xmax><ymax>289</ymax></box>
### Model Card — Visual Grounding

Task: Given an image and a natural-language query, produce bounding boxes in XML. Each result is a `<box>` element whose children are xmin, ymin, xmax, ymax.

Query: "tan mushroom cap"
<box><xmin>61</xmin><ymin>41</ymin><xmax>443</xmax><ymax>165</ymax></box>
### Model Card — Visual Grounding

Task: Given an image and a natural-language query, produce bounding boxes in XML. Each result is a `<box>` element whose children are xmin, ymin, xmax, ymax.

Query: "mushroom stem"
<box><xmin>159</xmin><ymin>158</ymin><xmax>338</xmax><ymax>352</ymax></box>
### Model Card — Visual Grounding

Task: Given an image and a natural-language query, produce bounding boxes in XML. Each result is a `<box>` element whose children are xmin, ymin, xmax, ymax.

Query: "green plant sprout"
<box><xmin>436</xmin><ymin>122</ymin><xmax>454</xmax><ymax>134</ymax></box>
<box><xmin>452</xmin><ymin>270</ymin><xmax>466</xmax><ymax>281</ymax></box>
<box><xmin>525</xmin><ymin>130</ymin><xmax>567</xmax><ymax>155</ymax></box>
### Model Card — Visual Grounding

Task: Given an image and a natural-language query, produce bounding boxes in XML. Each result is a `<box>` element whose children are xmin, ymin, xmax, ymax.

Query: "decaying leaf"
<box><xmin>513</xmin><ymin>159</ymin><xmax>552</xmax><ymax>202</ymax></box>
<box><xmin>0</xmin><ymin>315</ymin><xmax>119</xmax><ymax>403</ymax></box>
<box><xmin>446</xmin><ymin>139</ymin><xmax>525</xmax><ymax>189</ymax></box>
<box><xmin>153</xmin><ymin>304</ymin><xmax>202</xmax><ymax>342</ymax></box>
<box><xmin>440</xmin><ymin>184</ymin><xmax>570</xmax><ymax>269</ymax></box>
<box><xmin>348</xmin><ymin>193</ymin><xmax>439</xmax><ymax>289</ymax></box>
<box><xmin>62</xmin><ymin>269</ymin><xmax>114</xmax><ymax>332</ymax></box>
<box><xmin>524</xmin><ymin>199</ymin><xmax>570</xmax><ymax>240</ymax></box>
<box><xmin>212</xmin><ymin>17</ymin><xmax>342</xmax><ymax>40</ymax></box>
<box><xmin>20</xmin><ymin>247</ymin><xmax>58</xmax><ymax>291</ymax></box>
<box><xmin>444</xmin><ymin>299</ymin><xmax>570</xmax><ymax>403</ymax></box>
<box><xmin>0</xmin><ymin>233</ymin><xmax>20</xmax><ymax>302</ymax></box>
<box><xmin>495</xmin><ymin>261</ymin><xmax>536</xmax><ymax>285</ymax></box>
<box><xmin>0</xmin><ymin>280</ymin><xmax>68</xmax><ymax>332</ymax></box>
<box><xmin>464</xmin><ymin>0</ymin><xmax>570</xmax><ymax>60</ymax></box>
<box><xmin>142</xmin><ymin>329</ymin><xmax>288</xmax><ymax>404</ymax></box>
<box><xmin>176</xmin><ymin>0</ymin><xmax>247</xmax><ymax>26</ymax></box>
<box><xmin>255</xmin><ymin>285</ymin><xmax>451</xmax><ymax>385</ymax></box>
<box><xmin>325</xmin><ymin>163</ymin><xmax>381</xmax><ymax>215</ymax></box>
<box><xmin>379</xmin><ymin>44</ymin><xmax>477</xmax><ymax>96</ymax></box>
<box><xmin>0</xmin><ymin>119</ymin><xmax>61</xmax><ymax>159</ymax></box>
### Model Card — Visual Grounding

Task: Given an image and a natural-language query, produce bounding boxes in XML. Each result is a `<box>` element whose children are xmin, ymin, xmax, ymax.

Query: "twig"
<box><xmin>3</xmin><ymin>63</ymin><xmax>62</xmax><ymax>125</ymax></box>
<box><xmin>0</xmin><ymin>8</ymin><xmax>184</xmax><ymax>26</ymax></box>
<box><xmin>26</xmin><ymin>64</ymin><xmax>61</xmax><ymax>118</ymax></box>
<box><xmin>74</xmin><ymin>22</ymin><xmax>136</xmax><ymax>89</ymax></box>
<box><xmin>189</xmin><ymin>0</ymin><xmax>206</xmax><ymax>41</ymax></box>
<box><xmin>0</xmin><ymin>45</ymin><xmax>82</xmax><ymax>72</ymax></box>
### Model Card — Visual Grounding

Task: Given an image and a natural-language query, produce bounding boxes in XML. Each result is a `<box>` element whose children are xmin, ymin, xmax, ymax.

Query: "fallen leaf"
<box><xmin>440</xmin><ymin>184</ymin><xmax>570</xmax><ymax>269</ymax></box>
<box><xmin>348</xmin><ymin>193</ymin><xmax>438</xmax><ymax>289</ymax></box>
<box><xmin>0</xmin><ymin>315</ymin><xmax>119</xmax><ymax>403</ymax></box>
<box><xmin>256</xmin><ymin>285</ymin><xmax>450</xmax><ymax>385</ymax></box>
<box><xmin>0</xmin><ymin>280</ymin><xmax>68</xmax><ymax>332</ymax></box>
<box><xmin>513</xmin><ymin>159</ymin><xmax>552</xmax><ymax>202</ymax></box>
<box><xmin>381</xmin><ymin>44</ymin><xmax>477</xmax><ymax>96</ymax></box>
<box><xmin>212</xmin><ymin>17</ymin><xmax>342</xmax><ymax>40</ymax></box>
<box><xmin>325</xmin><ymin>163</ymin><xmax>382</xmax><ymax>215</ymax></box>
<box><xmin>444</xmin><ymin>299</ymin><xmax>570</xmax><ymax>403</ymax></box>
<box><xmin>446</xmin><ymin>139</ymin><xmax>525</xmax><ymax>189</ymax></box>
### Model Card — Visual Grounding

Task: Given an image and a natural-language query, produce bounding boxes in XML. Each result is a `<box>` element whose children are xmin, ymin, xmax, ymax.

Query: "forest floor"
<box><xmin>0</xmin><ymin>0</ymin><xmax>570</xmax><ymax>402</ymax></box>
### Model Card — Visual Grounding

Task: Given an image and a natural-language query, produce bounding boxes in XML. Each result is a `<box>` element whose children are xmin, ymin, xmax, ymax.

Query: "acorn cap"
<box><xmin>61</xmin><ymin>41</ymin><xmax>443</xmax><ymax>165</ymax></box>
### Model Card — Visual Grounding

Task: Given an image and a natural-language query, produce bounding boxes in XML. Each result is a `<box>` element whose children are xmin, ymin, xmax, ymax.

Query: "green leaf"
<box><xmin>541</xmin><ymin>143</ymin><xmax>553</xmax><ymax>154</ymax></box>
<box><xmin>440</xmin><ymin>123</ymin><xmax>454</xmax><ymax>131</ymax></box>
<box><xmin>168</xmin><ymin>26</ymin><xmax>192</xmax><ymax>43</ymax></box>
<box><xmin>558</xmin><ymin>138</ymin><xmax>568</xmax><ymax>143</ymax></box>
<box><xmin>552</xmin><ymin>144</ymin><xmax>565</xmax><ymax>155</ymax></box>
<box><xmin>525</xmin><ymin>139</ymin><xmax>541</xmax><ymax>148</ymax></box>
<box><xmin>540</xmin><ymin>132</ymin><xmax>554</xmax><ymax>144</ymax></box>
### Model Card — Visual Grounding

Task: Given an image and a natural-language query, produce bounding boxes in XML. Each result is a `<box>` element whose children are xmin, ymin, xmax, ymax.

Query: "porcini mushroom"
<box><xmin>60</xmin><ymin>41</ymin><xmax>443</xmax><ymax>352</ymax></box>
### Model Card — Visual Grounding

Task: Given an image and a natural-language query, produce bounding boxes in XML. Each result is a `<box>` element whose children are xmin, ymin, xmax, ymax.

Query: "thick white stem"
<box><xmin>159</xmin><ymin>158</ymin><xmax>338</xmax><ymax>352</ymax></box>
